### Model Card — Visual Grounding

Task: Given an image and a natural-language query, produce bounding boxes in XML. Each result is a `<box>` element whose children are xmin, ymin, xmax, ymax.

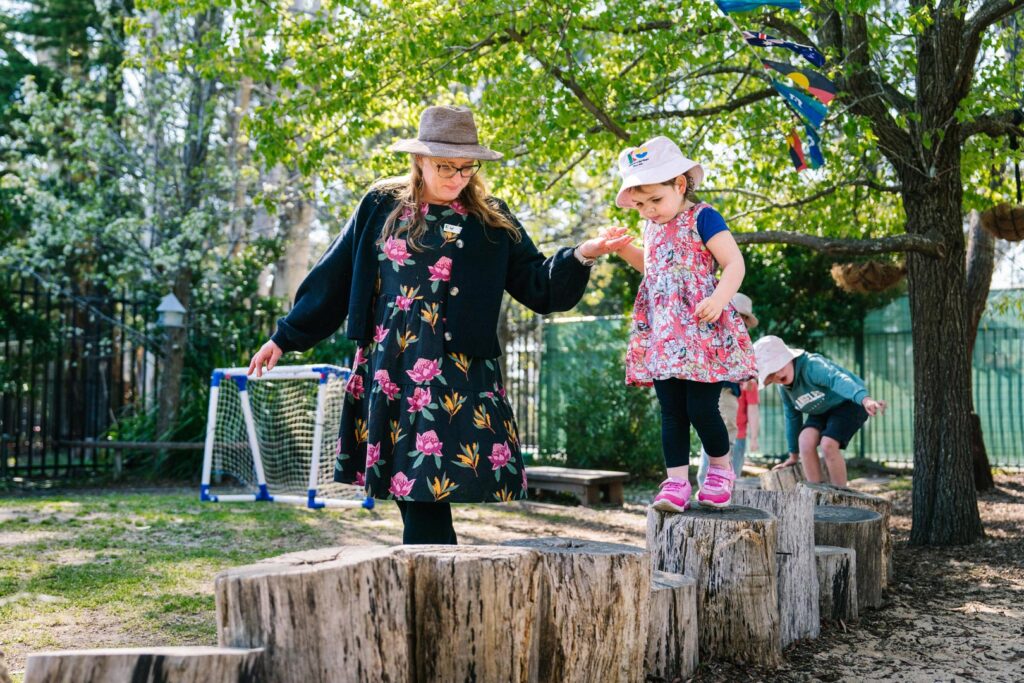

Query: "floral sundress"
<box><xmin>334</xmin><ymin>201</ymin><xmax>527</xmax><ymax>503</ymax></box>
<box><xmin>625</xmin><ymin>202</ymin><xmax>757</xmax><ymax>386</ymax></box>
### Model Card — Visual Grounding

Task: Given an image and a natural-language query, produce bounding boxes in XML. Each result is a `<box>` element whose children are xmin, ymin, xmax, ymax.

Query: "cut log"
<box><xmin>800</xmin><ymin>482</ymin><xmax>894</xmax><ymax>586</ymax></box>
<box><xmin>646</xmin><ymin>506</ymin><xmax>781</xmax><ymax>668</ymax></box>
<box><xmin>760</xmin><ymin>459</ymin><xmax>832</xmax><ymax>491</ymax></box>
<box><xmin>734</xmin><ymin>487</ymin><xmax>820</xmax><ymax>646</ymax></box>
<box><xmin>502</xmin><ymin>537</ymin><xmax>650</xmax><ymax>683</ymax></box>
<box><xmin>398</xmin><ymin>545</ymin><xmax>543</xmax><ymax>683</ymax></box>
<box><xmin>215</xmin><ymin>546</ymin><xmax>411</xmax><ymax>683</ymax></box>
<box><xmin>24</xmin><ymin>647</ymin><xmax>263</xmax><ymax>683</ymax></box>
<box><xmin>645</xmin><ymin>571</ymin><xmax>698</xmax><ymax>682</ymax></box>
<box><xmin>813</xmin><ymin>506</ymin><xmax>884</xmax><ymax>609</ymax></box>
<box><xmin>815</xmin><ymin>545</ymin><xmax>858</xmax><ymax>623</ymax></box>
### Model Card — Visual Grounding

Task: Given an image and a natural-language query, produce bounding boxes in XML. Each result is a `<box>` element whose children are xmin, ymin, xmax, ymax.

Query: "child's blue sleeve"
<box><xmin>806</xmin><ymin>356</ymin><xmax>869</xmax><ymax>406</ymax></box>
<box><xmin>696</xmin><ymin>207</ymin><xmax>729</xmax><ymax>244</ymax></box>
<box><xmin>780</xmin><ymin>387</ymin><xmax>802</xmax><ymax>454</ymax></box>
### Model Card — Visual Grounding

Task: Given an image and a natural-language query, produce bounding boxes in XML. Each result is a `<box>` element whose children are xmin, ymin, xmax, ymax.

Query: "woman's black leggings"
<box><xmin>652</xmin><ymin>379</ymin><xmax>730</xmax><ymax>467</ymax></box>
<box><xmin>395</xmin><ymin>501</ymin><xmax>458</xmax><ymax>545</ymax></box>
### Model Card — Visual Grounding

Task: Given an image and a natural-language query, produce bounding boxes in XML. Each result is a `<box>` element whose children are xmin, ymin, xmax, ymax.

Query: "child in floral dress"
<box><xmin>609</xmin><ymin>136</ymin><xmax>757</xmax><ymax>511</ymax></box>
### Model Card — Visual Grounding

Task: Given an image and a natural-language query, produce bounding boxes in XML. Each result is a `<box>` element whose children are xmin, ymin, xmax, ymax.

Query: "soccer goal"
<box><xmin>200</xmin><ymin>364</ymin><xmax>373</xmax><ymax>510</ymax></box>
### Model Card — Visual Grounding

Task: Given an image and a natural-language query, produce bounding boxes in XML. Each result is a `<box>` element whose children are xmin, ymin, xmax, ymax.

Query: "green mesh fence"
<box><xmin>535</xmin><ymin>291</ymin><xmax>1024</xmax><ymax>469</ymax></box>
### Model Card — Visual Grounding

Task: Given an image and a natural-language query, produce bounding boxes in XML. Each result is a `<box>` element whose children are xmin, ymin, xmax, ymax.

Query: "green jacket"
<box><xmin>778</xmin><ymin>353</ymin><xmax>868</xmax><ymax>453</ymax></box>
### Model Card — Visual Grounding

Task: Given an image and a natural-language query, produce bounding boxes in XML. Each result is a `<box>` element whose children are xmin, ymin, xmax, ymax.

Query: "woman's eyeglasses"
<box><xmin>432</xmin><ymin>161</ymin><xmax>481</xmax><ymax>179</ymax></box>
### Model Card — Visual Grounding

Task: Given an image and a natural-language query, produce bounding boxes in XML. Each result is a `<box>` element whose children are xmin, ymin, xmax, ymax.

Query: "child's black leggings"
<box><xmin>652</xmin><ymin>379</ymin><xmax>730</xmax><ymax>468</ymax></box>
<box><xmin>395</xmin><ymin>500</ymin><xmax>458</xmax><ymax>545</ymax></box>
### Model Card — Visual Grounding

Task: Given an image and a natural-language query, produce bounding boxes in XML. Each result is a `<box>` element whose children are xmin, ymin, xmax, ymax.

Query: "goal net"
<box><xmin>200</xmin><ymin>364</ymin><xmax>373</xmax><ymax>509</ymax></box>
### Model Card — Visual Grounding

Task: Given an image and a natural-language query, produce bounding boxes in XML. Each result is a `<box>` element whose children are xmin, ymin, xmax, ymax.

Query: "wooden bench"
<box><xmin>525</xmin><ymin>466</ymin><xmax>629</xmax><ymax>506</ymax></box>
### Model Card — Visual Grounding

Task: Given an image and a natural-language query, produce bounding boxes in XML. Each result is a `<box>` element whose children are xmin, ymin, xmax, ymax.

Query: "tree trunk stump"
<box><xmin>801</xmin><ymin>482</ymin><xmax>894</xmax><ymax>586</ymax></box>
<box><xmin>646</xmin><ymin>506</ymin><xmax>781</xmax><ymax>667</ymax></box>
<box><xmin>24</xmin><ymin>647</ymin><xmax>264</xmax><ymax>683</ymax></box>
<box><xmin>398</xmin><ymin>545</ymin><xmax>543</xmax><ymax>683</ymax></box>
<box><xmin>215</xmin><ymin>546</ymin><xmax>411</xmax><ymax>683</ymax></box>
<box><xmin>503</xmin><ymin>537</ymin><xmax>650</xmax><ymax>683</ymax></box>
<box><xmin>813</xmin><ymin>506</ymin><xmax>884</xmax><ymax>609</ymax></box>
<box><xmin>815</xmin><ymin>545</ymin><xmax>858</xmax><ymax>623</ymax></box>
<box><xmin>734</xmin><ymin>487</ymin><xmax>820</xmax><ymax>646</ymax></box>
<box><xmin>645</xmin><ymin>571</ymin><xmax>698</xmax><ymax>682</ymax></box>
<box><xmin>759</xmin><ymin>463</ymin><xmax>804</xmax><ymax>491</ymax></box>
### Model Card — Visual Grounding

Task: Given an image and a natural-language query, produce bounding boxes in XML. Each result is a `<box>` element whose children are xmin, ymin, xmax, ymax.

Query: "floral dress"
<box><xmin>334</xmin><ymin>201</ymin><xmax>527</xmax><ymax>503</ymax></box>
<box><xmin>625</xmin><ymin>203</ymin><xmax>757</xmax><ymax>386</ymax></box>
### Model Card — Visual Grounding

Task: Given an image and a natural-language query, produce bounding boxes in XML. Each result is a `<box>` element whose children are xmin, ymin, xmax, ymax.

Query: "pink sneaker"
<box><xmin>652</xmin><ymin>477</ymin><xmax>692</xmax><ymax>513</ymax></box>
<box><xmin>697</xmin><ymin>465</ymin><xmax>736</xmax><ymax>508</ymax></box>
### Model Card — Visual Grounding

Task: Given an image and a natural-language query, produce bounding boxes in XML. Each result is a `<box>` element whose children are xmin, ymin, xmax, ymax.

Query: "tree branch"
<box><xmin>713</xmin><ymin>178</ymin><xmax>903</xmax><ymax>220</ymax></box>
<box><xmin>733</xmin><ymin>231</ymin><xmax>946</xmax><ymax>258</ymax></box>
<box><xmin>955</xmin><ymin>0</ymin><xmax>1024</xmax><ymax>102</ymax></box>
<box><xmin>960</xmin><ymin>109</ymin><xmax>1024</xmax><ymax>141</ymax></box>
<box><xmin>618</xmin><ymin>88</ymin><xmax>776</xmax><ymax>125</ymax></box>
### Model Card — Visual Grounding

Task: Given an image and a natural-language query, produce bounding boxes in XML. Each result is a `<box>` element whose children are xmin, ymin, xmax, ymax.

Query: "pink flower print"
<box><xmin>395</xmin><ymin>294</ymin><xmax>414</xmax><ymax>311</ymax></box>
<box><xmin>380</xmin><ymin>379</ymin><xmax>401</xmax><ymax>401</ymax></box>
<box><xmin>449</xmin><ymin>199</ymin><xmax>468</xmax><ymax>216</ymax></box>
<box><xmin>427</xmin><ymin>256</ymin><xmax>453</xmax><ymax>282</ymax></box>
<box><xmin>365</xmin><ymin>442</ymin><xmax>381</xmax><ymax>469</ymax></box>
<box><xmin>345</xmin><ymin>373</ymin><xmax>364</xmax><ymax>400</ymax></box>
<box><xmin>489</xmin><ymin>441</ymin><xmax>512</xmax><ymax>470</ymax></box>
<box><xmin>407</xmin><ymin>358</ymin><xmax>442</xmax><ymax>383</ymax></box>
<box><xmin>354</xmin><ymin>471</ymin><xmax>366</xmax><ymax>487</ymax></box>
<box><xmin>415</xmin><ymin>430</ymin><xmax>444</xmax><ymax>457</ymax></box>
<box><xmin>407</xmin><ymin>387</ymin><xmax>432</xmax><ymax>413</ymax></box>
<box><xmin>383</xmin><ymin>237</ymin><xmax>410</xmax><ymax>265</ymax></box>
<box><xmin>335</xmin><ymin>437</ymin><xmax>342</xmax><ymax>456</ymax></box>
<box><xmin>498</xmin><ymin>386</ymin><xmax>506</xmax><ymax>398</ymax></box>
<box><xmin>374</xmin><ymin>324</ymin><xmax>390</xmax><ymax>343</ymax></box>
<box><xmin>389</xmin><ymin>472</ymin><xmax>416</xmax><ymax>497</ymax></box>
<box><xmin>353</xmin><ymin>346</ymin><xmax>367</xmax><ymax>367</ymax></box>
<box><xmin>374</xmin><ymin>369</ymin><xmax>390</xmax><ymax>384</ymax></box>
<box><xmin>521</xmin><ymin>468</ymin><xmax>528</xmax><ymax>491</ymax></box>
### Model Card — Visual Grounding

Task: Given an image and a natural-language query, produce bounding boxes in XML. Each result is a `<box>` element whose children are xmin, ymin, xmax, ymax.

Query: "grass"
<box><xmin>0</xmin><ymin>488</ymin><xmax>409</xmax><ymax>680</ymax></box>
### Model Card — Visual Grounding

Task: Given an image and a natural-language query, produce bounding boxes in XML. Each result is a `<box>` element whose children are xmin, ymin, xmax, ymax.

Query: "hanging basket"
<box><xmin>830</xmin><ymin>261</ymin><xmax>906</xmax><ymax>294</ymax></box>
<box><xmin>980</xmin><ymin>203</ymin><xmax>1024</xmax><ymax>242</ymax></box>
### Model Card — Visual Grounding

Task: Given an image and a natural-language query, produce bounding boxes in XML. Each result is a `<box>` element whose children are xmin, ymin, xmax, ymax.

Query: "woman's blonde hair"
<box><xmin>373</xmin><ymin>156</ymin><xmax>519</xmax><ymax>251</ymax></box>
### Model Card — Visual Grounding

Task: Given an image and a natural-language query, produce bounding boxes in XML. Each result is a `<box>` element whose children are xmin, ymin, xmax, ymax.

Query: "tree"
<box><xmin>191</xmin><ymin>0</ymin><xmax>1023</xmax><ymax>544</ymax></box>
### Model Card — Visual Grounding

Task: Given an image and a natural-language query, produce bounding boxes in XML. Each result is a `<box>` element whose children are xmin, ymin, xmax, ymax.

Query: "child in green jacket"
<box><xmin>754</xmin><ymin>335</ymin><xmax>886</xmax><ymax>486</ymax></box>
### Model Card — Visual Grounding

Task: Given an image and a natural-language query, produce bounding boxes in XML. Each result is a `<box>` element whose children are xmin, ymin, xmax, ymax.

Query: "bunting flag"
<box><xmin>802</xmin><ymin>123</ymin><xmax>825</xmax><ymax>168</ymax></box>
<box><xmin>787</xmin><ymin>128</ymin><xmax>808</xmax><ymax>172</ymax></box>
<box><xmin>741</xmin><ymin>31</ymin><xmax>826</xmax><ymax>68</ymax></box>
<box><xmin>715</xmin><ymin>1</ymin><xmax>803</xmax><ymax>13</ymax></box>
<box><xmin>761</xmin><ymin>59</ymin><xmax>836</xmax><ymax>104</ymax></box>
<box><xmin>771</xmin><ymin>79</ymin><xmax>828</xmax><ymax>130</ymax></box>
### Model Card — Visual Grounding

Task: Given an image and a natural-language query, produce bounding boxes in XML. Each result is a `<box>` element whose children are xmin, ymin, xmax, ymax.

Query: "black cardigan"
<box><xmin>271</xmin><ymin>190</ymin><xmax>593</xmax><ymax>359</ymax></box>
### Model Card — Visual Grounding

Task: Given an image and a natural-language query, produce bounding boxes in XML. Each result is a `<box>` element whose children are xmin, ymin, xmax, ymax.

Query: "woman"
<box><xmin>248</xmin><ymin>105</ymin><xmax>630</xmax><ymax>544</ymax></box>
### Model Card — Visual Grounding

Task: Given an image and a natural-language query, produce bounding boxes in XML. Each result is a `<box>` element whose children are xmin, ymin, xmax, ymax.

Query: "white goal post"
<box><xmin>200</xmin><ymin>364</ymin><xmax>373</xmax><ymax>510</ymax></box>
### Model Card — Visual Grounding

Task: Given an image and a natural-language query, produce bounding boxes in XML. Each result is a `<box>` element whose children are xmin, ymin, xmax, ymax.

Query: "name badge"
<box><xmin>443</xmin><ymin>223</ymin><xmax>463</xmax><ymax>235</ymax></box>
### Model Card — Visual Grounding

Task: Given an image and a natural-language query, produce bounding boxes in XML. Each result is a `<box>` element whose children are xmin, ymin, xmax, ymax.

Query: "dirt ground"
<box><xmin>1</xmin><ymin>474</ymin><xmax>1022</xmax><ymax>682</ymax></box>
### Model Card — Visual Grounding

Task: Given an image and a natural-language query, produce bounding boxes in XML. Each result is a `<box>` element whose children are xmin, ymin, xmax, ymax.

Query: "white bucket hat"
<box><xmin>731</xmin><ymin>293</ymin><xmax>758</xmax><ymax>329</ymax></box>
<box><xmin>615</xmin><ymin>136</ymin><xmax>705</xmax><ymax>208</ymax></box>
<box><xmin>753</xmin><ymin>335</ymin><xmax>804</xmax><ymax>388</ymax></box>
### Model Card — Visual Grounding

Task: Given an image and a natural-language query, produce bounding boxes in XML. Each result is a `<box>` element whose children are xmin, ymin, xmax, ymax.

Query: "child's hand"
<box><xmin>772</xmin><ymin>453</ymin><xmax>799</xmax><ymax>470</ymax></box>
<box><xmin>248</xmin><ymin>339</ymin><xmax>283</xmax><ymax>378</ymax></box>
<box><xmin>579</xmin><ymin>226</ymin><xmax>634</xmax><ymax>259</ymax></box>
<box><xmin>862</xmin><ymin>397</ymin><xmax>887</xmax><ymax>417</ymax></box>
<box><xmin>694</xmin><ymin>295</ymin><xmax>726</xmax><ymax>324</ymax></box>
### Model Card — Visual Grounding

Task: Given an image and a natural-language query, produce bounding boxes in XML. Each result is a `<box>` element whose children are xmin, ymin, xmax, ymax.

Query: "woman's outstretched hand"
<box><xmin>248</xmin><ymin>340</ymin><xmax>283</xmax><ymax>378</ymax></box>
<box><xmin>579</xmin><ymin>226</ymin><xmax>634</xmax><ymax>259</ymax></box>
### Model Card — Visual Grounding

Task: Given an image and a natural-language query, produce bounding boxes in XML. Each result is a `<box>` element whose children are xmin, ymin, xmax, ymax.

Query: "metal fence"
<box><xmin>505</xmin><ymin>290</ymin><xmax>1024</xmax><ymax>469</ymax></box>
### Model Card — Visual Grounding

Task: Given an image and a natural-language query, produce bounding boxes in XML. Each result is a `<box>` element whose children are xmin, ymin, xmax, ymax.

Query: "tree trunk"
<box><xmin>813</xmin><ymin>506</ymin><xmax>884</xmax><ymax>609</ymax></box>
<box><xmin>904</xmin><ymin>175</ymin><xmax>984</xmax><ymax>545</ymax></box>
<box><xmin>400</xmin><ymin>545</ymin><xmax>543</xmax><ymax>683</ymax></box>
<box><xmin>503</xmin><ymin>537</ymin><xmax>651</xmax><ymax>683</ymax></box>
<box><xmin>733</xmin><ymin>487</ymin><xmax>820</xmax><ymax>646</ymax></box>
<box><xmin>800</xmin><ymin>482</ymin><xmax>893</xmax><ymax>586</ymax></box>
<box><xmin>964</xmin><ymin>210</ymin><xmax>996</xmax><ymax>491</ymax></box>
<box><xmin>815</xmin><ymin>546</ymin><xmax>858</xmax><ymax>623</ymax></box>
<box><xmin>271</xmin><ymin>192</ymin><xmax>314</xmax><ymax>302</ymax></box>
<box><xmin>646</xmin><ymin>506</ymin><xmax>781</xmax><ymax>667</ymax></box>
<box><xmin>24</xmin><ymin>647</ymin><xmax>264</xmax><ymax>683</ymax></box>
<box><xmin>645</xmin><ymin>571</ymin><xmax>698</xmax><ymax>683</ymax></box>
<box><xmin>759</xmin><ymin>464</ymin><xmax>804</xmax><ymax>492</ymax></box>
<box><xmin>215</xmin><ymin>546</ymin><xmax>413</xmax><ymax>683</ymax></box>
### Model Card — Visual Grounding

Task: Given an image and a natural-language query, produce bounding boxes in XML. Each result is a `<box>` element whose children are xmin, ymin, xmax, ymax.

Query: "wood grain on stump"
<box><xmin>760</xmin><ymin>460</ymin><xmax>832</xmax><ymax>491</ymax></box>
<box><xmin>24</xmin><ymin>647</ymin><xmax>264</xmax><ymax>683</ymax></box>
<box><xmin>503</xmin><ymin>537</ymin><xmax>650</xmax><ymax>683</ymax></box>
<box><xmin>734</xmin><ymin>487</ymin><xmax>820</xmax><ymax>646</ymax></box>
<box><xmin>815</xmin><ymin>545</ymin><xmax>858</xmax><ymax>622</ymax></box>
<box><xmin>646</xmin><ymin>506</ymin><xmax>781</xmax><ymax>667</ymax></box>
<box><xmin>813</xmin><ymin>505</ymin><xmax>884</xmax><ymax>609</ymax></box>
<box><xmin>645</xmin><ymin>571</ymin><xmax>698</xmax><ymax>682</ymax></box>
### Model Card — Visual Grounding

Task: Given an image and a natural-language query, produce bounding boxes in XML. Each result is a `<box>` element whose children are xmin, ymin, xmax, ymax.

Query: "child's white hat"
<box><xmin>753</xmin><ymin>335</ymin><xmax>804</xmax><ymax>388</ymax></box>
<box><xmin>615</xmin><ymin>136</ymin><xmax>705</xmax><ymax>208</ymax></box>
